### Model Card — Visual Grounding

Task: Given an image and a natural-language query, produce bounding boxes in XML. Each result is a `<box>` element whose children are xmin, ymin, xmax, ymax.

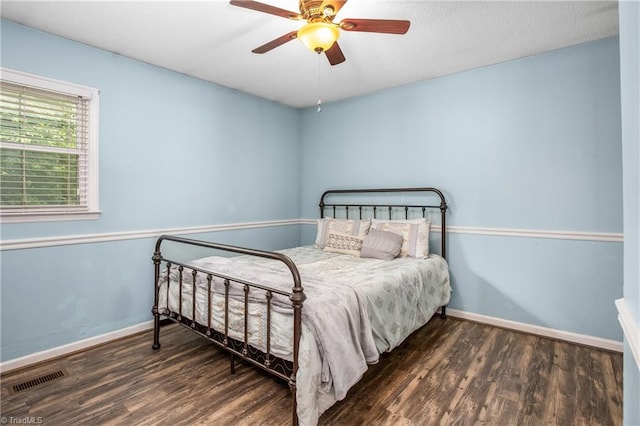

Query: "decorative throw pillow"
<box><xmin>323</xmin><ymin>232</ymin><xmax>364</xmax><ymax>256</ymax></box>
<box><xmin>315</xmin><ymin>218</ymin><xmax>371</xmax><ymax>249</ymax></box>
<box><xmin>371</xmin><ymin>218</ymin><xmax>431</xmax><ymax>258</ymax></box>
<box><xmin>360</xmin><ymin>228</ymin><xmax>403</xmax><ymax>261</ymax></box>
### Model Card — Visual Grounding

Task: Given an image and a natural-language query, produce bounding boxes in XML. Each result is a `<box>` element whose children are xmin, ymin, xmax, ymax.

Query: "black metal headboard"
<box><xmin>319</xmin><ymin>187</ymin><xmax>448</xmax><ymax>259</ymax></box>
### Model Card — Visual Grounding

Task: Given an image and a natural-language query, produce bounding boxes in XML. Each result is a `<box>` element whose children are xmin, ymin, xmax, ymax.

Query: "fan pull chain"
<box><xmin>317</xmin><ymin>52</ymin><xmax>322</xmax><ymax>113</ymax></box>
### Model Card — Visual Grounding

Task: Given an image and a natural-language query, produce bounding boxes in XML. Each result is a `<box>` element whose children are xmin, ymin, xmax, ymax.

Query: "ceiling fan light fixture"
<box><xmin>297</xmin><ymin>22</ymin><xmax>340</xmax><ymax>53</ymax></box>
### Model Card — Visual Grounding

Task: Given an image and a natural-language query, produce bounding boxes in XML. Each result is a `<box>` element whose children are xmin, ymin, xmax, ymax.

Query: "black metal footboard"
<box><xmin>151</xmin><ymin>235</ymin><xmax>305</xmax><ymax>425</ymax></box>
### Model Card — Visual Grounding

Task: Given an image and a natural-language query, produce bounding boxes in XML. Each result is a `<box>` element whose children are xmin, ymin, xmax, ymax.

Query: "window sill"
<box><xmin>0</xmin><ymin>211</ymin><xmax>101</xmax><ymax>224</ymax></box>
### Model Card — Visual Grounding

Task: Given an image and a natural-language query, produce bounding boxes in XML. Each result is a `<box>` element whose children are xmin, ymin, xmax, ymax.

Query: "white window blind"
<box><xmin>0</xmin><ymin>69</ymin><xmax>99</xmax><ymax>222</ymax></box>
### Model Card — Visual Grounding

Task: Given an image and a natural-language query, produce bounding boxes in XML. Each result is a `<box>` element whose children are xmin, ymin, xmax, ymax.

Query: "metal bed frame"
<box><xmin>151</xmin><ymin>187</ymin><xmax>448</xmax><ymax>425</ymax></box>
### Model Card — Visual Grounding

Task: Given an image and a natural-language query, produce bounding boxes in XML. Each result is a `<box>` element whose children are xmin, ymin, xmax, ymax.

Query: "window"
<box><xmin>0</xmin><ymin>68</ymin><xmax>99</xmax><ymax>223</ymax></box>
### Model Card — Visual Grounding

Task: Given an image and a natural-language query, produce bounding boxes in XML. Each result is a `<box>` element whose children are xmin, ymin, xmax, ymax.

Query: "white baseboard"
<box><xmin>1</xmin><ymin>309</ymin><xmax>625</xmax><ymax>374</ymax></box>
<box><xmin>615</xmin><ymin>298</ymin><xmax>640</xmax><ymax>369</ymax></box>
<box><xmin>0</xmin><ymin>320</ymin><xmax>155</xmax><ymax>374</ymax></box>
<box><xmin>443</xmin><ymin>308</ymin><xmax>623</xmax><ymax>352</ymax></box>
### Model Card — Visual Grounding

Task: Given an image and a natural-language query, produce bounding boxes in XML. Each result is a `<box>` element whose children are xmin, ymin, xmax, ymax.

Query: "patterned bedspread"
<box><xmin>158</xmin><ymin>245</ymin><xmax>450</xmax><ymax>426</ymax></box>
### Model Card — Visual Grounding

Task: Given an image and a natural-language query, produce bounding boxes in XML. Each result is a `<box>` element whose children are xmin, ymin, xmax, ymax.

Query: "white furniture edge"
<box><xmin>1</xmin><ymin>220</ymin><xmax>623</xmax><ymax>251</ymax></box>
<box><xmin>2</xmin><ymin>307</ymin><xmax>624</xmax><ymax>374</ymax></box>
<box><xmin>615</xmin><ymin>298</ymin><xmax>640</xmax><ymax>369</ymax></box>
<box><xmin>443</xmin><ymin>307</ymin><xmax>623</xmax><ymax>353</ymax></box>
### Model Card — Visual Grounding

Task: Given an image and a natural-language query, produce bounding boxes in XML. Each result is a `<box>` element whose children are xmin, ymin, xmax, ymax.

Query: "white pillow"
<box><xmin>323</xmin><ymin>231</ymin><xmax>364</xmax><ymax>256</ymax></box>
<box><xmin>371</xmin><ymin>218</ymin><xmax>431</xmax><ymax>258</ymax></box>
<box><xmin>315</xmin><ymin>218</ymin><xmax>371</xmax><ymax>249</ymax></box>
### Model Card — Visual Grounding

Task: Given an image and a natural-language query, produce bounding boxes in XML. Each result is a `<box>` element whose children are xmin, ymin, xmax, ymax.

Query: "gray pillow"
<box><xmin>360</xmin><ymin>228</ymin><xmax>403</xmax><ymax>261</ymax></box>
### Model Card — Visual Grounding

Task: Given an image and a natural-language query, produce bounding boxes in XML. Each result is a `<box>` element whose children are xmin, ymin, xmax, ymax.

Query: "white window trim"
<box><xmin>0</xmin><ymin>68</ymin><xmax>100</xmax><ymax>223</ymax></box>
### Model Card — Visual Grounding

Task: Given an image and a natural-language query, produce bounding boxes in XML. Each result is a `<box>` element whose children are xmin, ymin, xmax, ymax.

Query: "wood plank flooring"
<box><xmin>0</xmin><ymin>318</ymin><xmax>622</xmax><ymax>425</ymax></box>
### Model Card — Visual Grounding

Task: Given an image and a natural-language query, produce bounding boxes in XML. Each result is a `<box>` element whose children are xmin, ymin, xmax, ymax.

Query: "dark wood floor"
<box><xmin>1</xmin><ymin>317</ymin><xmax>622</xmax><ymax>425</ymax></box>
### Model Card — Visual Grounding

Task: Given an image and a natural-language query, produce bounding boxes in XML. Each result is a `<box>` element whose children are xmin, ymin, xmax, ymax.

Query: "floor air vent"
<box><xmin>11</xmin><ymin>369</ymin><xmax>67</xmax><ymax>394</ymax></box>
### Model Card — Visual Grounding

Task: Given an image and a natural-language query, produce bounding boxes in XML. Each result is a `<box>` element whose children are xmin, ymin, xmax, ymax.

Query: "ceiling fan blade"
<box><xmin>339</xmin><ymin>18</ymin><xmax>410</xmax><ymax>34</ymax></box>
<box><xmin>320</xmin><ymin>0</ymin><xmax>348</xmax><ymax>17</ymax></box>
<box><xmin>229</xmin><ymin>0</ymin><xmax>302</xmax><ymax>20</ymax></box>
<box><xmin>251</xmin><ymin>31</ymin><xmax>298</xmax><ymax>54</ymax></box>
<box><xmin>325</xmin><ymin>42</ymin><xmax>346</xmax><ymax>66</ymax></box>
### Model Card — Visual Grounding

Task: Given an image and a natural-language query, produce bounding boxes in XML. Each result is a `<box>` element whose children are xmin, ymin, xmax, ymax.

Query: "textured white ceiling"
<box><xmin>0</xmin><ymin>1</ymin><xmax>619</xmax><ymax>108</ymax></box>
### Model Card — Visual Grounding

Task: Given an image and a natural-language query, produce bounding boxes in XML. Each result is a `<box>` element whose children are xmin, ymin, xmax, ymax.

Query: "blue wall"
<box><xmin>0</xmin><ymin>19</ymin><xmax>627</xmax><ymax>367</ymax></box>
<box><xmin>619</xmin><ymin>1</ymin><xmax>640</xmax><ymax>424</ymax></box>
<box><xmin>0</xmin><ymin>21</ymin><xmax>301</xmax><ymax>362</ymax></box>
<box><xmin>300</xmin><ymin>37</ymin><xmax>624</xmax><ymax>342</ymax></box>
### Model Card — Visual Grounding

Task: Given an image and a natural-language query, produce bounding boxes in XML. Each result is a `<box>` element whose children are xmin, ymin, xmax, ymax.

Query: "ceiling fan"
<box><xmin>229</xmin><ymin>0</ymin><xmax>410</xmax><ymax>65</ymax></box>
